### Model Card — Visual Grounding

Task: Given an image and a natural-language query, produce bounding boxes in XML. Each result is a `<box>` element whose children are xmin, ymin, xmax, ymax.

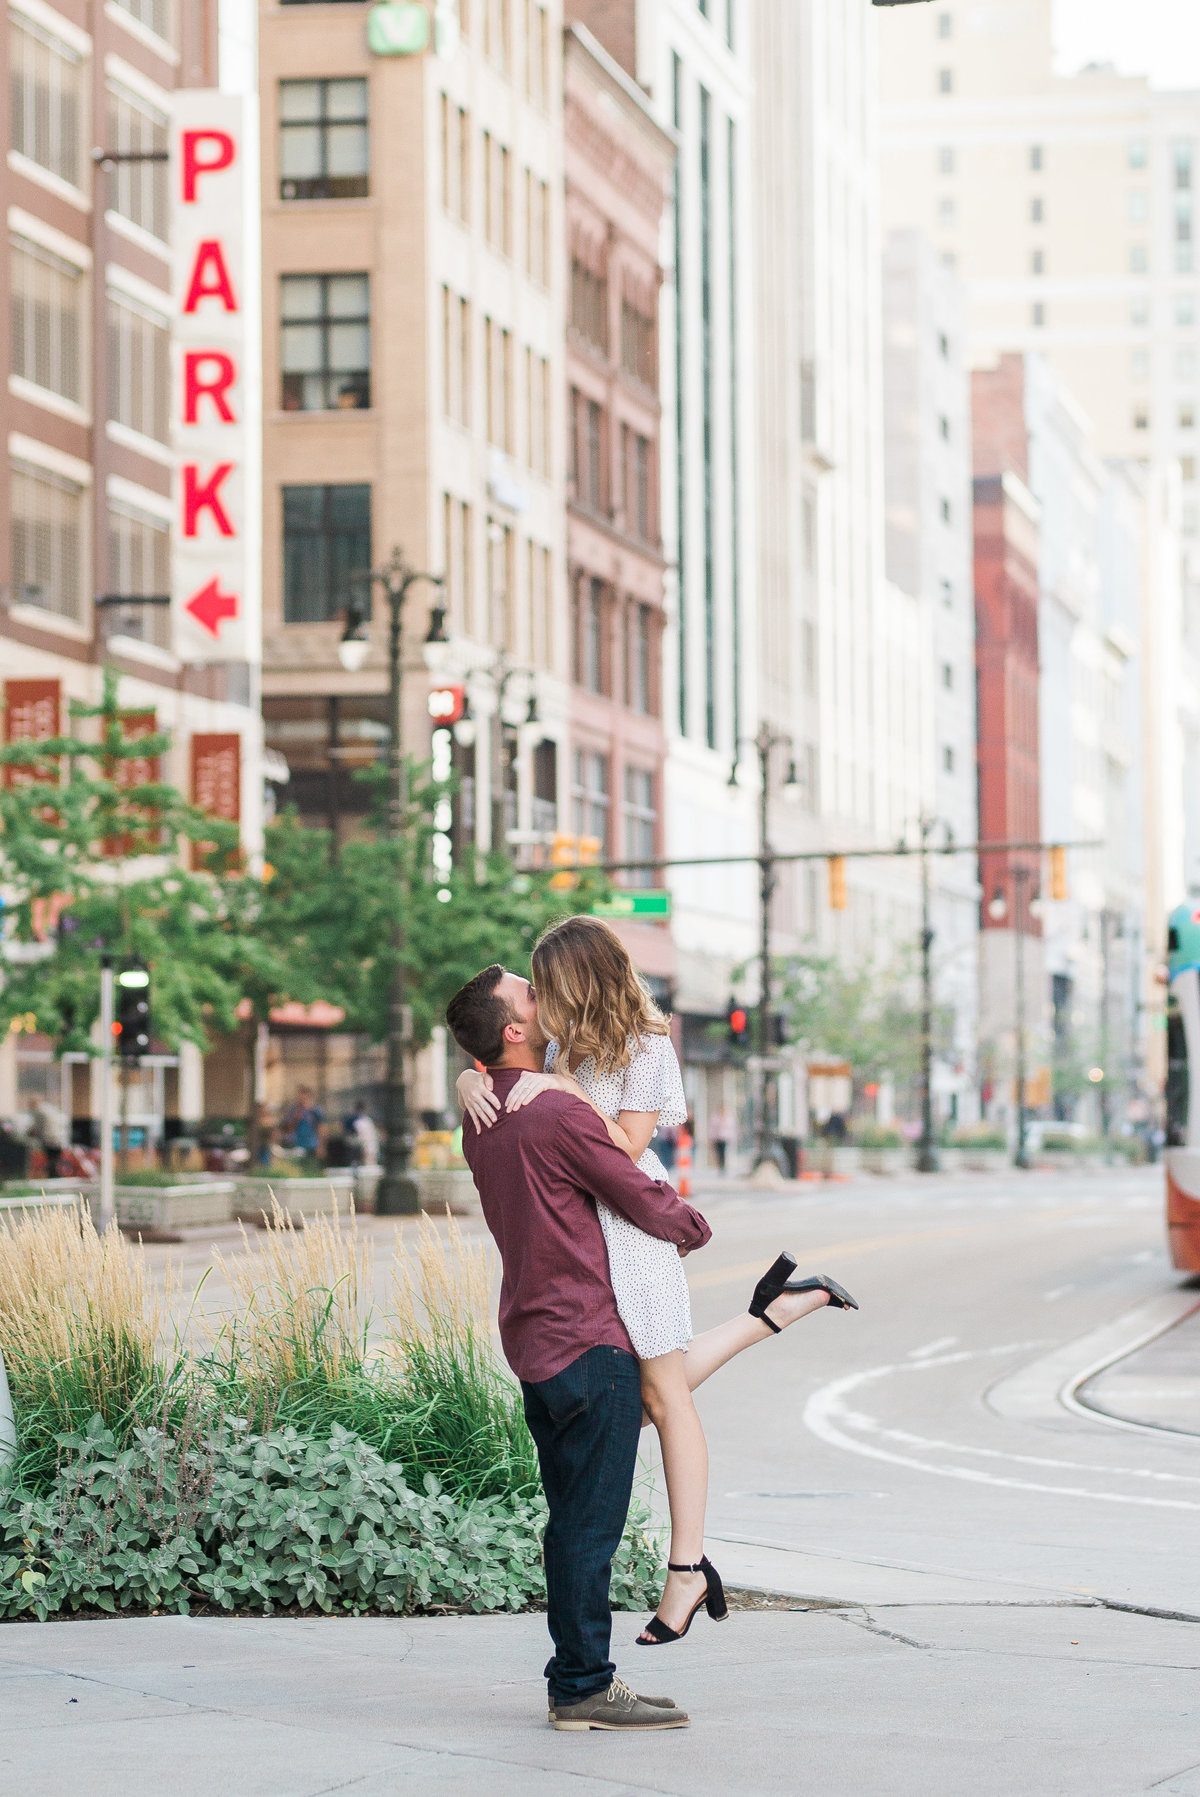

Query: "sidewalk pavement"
<box><xmin>3</xmin><ymin>1603</ymin><xmax>1200</xmax><ymax>1797</ymax></box>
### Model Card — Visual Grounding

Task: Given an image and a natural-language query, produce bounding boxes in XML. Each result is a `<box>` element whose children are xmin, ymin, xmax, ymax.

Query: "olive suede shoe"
<box><xmin>548</xmin><ymin>1675</ymin><xmax>689</xmax><ymax>1731</ymax></box>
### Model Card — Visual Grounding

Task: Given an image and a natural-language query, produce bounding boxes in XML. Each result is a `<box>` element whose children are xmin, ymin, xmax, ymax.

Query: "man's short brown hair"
<box><xmin>445</xmin><ymin>964</ymin><xmax>513</xmax><ymax>1066</ymax></box>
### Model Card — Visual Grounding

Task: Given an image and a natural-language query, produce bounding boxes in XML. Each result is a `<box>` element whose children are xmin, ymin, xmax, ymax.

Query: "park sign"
<box><xmin>592</xmin><ymin>891</ymin><xmax>672</xmax><ymax>920</ymax></box>
<box><xmin>171</xmin><ymin>92</ymin><xmax>262</xmax><ymax>664</ymax></box>
<box><xmin>367</xmin><ymin>3</ymin><xmax>431</xmax><ymax>54</ymax></box>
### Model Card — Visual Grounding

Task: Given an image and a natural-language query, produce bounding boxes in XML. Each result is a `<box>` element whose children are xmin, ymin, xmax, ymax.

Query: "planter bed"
<box><xmin>114</xmin><ymin>1180</ymin><xmax>235</xmax><ymax>1231</ymax></box>
<box><xmin>233</xmin><ymin>1173</ymin><xmax>355</xmax><ymax>1226</ymax></box>
<box><xmin>961</xmin><ymin>1149</ymin><xmax>1009</xmax><ymax>1172</ymax></box>
<box><xmin>0</xmin><ymin>1189</ymin><xmax>84</xmax><ymax>1217</ymax></box>
<box><xmin>417</xmin><ymin>1168</ymin><xmax>480</xmax><ymax>1215</ymax></box>
<box><xmin>861</xmin><ymin>1148</ymin><xmax>906</xmax><ymax>1176</ymax></box>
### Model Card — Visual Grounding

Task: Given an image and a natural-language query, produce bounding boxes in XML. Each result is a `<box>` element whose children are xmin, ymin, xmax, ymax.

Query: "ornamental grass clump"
<box><xmin>0</xmin><ymin>1204</ymin><xmax>186</xmax><ymax>1491</ymax></box>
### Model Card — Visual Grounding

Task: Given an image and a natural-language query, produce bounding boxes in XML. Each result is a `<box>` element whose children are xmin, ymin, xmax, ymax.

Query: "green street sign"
<box><xmin>592</xmin><ymin>891</ymin><xmax>672</xmax><ymax>920</ymax></box>
<box><xmin>367</xmin><ymin>2</ymin><xmax>431</xmax><ymax>55</ymax></box>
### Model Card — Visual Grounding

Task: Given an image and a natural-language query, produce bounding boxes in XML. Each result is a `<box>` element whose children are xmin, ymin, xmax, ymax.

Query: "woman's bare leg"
<box><xmin>683</xmin><ymin>1285</ymin><xmax>831</xmax><ymax>1390</ymax></box>
<box><xmin>637</xmin><ymin>1349</ymin><xmax>710</xmax><ymax>1636</ymax></box>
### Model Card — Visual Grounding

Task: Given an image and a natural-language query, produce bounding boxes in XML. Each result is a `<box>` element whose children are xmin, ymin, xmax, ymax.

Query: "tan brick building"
<box><xmin>258</xmin><ymin>0</ymin><xmax>568</xmax><ymax>858</ymax></box>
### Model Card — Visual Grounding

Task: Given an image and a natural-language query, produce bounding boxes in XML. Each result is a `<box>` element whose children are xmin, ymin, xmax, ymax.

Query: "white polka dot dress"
<box><xmin>545</xmin><ymin>1033</ymin><xmax>692</xmax><ymax>1361</ymax></box>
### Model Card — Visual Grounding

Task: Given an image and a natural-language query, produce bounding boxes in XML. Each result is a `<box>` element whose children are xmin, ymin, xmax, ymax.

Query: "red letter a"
<box><xmin>183</xmin><ymin>240</ymin><xmax>238</xmax><ymax>314</ymax></box>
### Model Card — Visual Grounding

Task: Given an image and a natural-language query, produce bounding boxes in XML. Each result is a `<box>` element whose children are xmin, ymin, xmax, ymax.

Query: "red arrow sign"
<box><xmin>184</xmin><ymin>575</ymin><xmax>239</xmax><ymax>638</ymax></box>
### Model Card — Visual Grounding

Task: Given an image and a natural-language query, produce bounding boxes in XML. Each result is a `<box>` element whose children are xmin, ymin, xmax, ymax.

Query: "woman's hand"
<box><xmin>504</xmin><ymin>1071</ymin><xmax>565</xmax><ymax>1112</ymax></box>
<box><xmin>457</xmin><ymin>1067</ymin><xmax>499</xmax><ymax>1132</ymax></box>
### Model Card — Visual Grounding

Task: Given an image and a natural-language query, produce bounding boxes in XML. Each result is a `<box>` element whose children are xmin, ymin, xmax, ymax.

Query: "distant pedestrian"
<box><xmin>284</xmin><ymin>1086</ymin><xmax>324</xmax><ymax>1159</ymax></box>
<box><xmin>709</xmin><ymin>1105</ymin><xmax>735</xmax><ymax>1172</ymax></box>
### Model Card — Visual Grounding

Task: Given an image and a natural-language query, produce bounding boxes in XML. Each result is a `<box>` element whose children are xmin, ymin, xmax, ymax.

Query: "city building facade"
<box><xmin>257</xmin><ymin>0</ymin><xmax>567</xmax><ymax>1118</ymax></box>
<box><xmin>563</xmin><ymin>21</ymin><xmax>675</xmax><ymax>992</ymax></box>
<box><xmin>882</xmin><ymin>227</ymin><xmax>979</xmax><ymax>1124</ymax></box>
<box><xmin>0</xmin><ymin>0</ymin><xmax>263</xmax><ymax>1144</ymax></box>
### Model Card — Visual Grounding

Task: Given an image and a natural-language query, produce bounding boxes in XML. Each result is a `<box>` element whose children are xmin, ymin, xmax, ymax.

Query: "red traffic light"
<box><xmin>428</xmin><ymin>684</ymin><xmax>466</xmax><ymax>724</ymax></box>
<box><xmin>729</xmin><ymin>1008</ymin><xmax>747</xmax><ymax>1034</ymax></box>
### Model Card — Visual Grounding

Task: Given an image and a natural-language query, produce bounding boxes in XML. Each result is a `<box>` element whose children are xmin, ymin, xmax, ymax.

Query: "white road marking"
<box><xmin>908</xmin><ymin>1336</ymin><xmax>958</xmax><ymax>1358</ymax></box>
<box><xmin>1044</xmin><ymin>1285</ymin><xmax>1076</xmax><ymax>1300</ymax></box>
<box><xmin>804</xmin><ymin>1347</ymin><xmax>1200</xmax><ymax>1512</ymax></box>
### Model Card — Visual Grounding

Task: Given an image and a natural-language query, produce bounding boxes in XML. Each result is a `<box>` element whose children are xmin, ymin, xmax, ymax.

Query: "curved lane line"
<box><xmin>804</xmin><ymin>1349</ymin><xmax>1200</xmax><ymax>1512</ymax></box>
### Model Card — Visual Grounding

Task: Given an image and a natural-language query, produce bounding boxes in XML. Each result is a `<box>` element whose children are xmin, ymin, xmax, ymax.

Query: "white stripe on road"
<box><xmin>804</xmin><ymin>1346</ymin><xmax>1200</xmax><ymax>1511</ymax></box>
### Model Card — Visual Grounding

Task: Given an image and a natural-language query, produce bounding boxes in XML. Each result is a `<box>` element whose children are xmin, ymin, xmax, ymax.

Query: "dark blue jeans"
<box><xmin>521</xmin><ymin>1345</ymin><xmax>643</xmax><ymax>1708</ymax></box>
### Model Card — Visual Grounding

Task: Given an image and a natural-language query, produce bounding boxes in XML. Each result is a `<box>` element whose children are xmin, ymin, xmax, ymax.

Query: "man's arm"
<box><xmin>555</xmin><ymin>1105</ymin><xmax>711</xmax><ymax>1250</ymax></box>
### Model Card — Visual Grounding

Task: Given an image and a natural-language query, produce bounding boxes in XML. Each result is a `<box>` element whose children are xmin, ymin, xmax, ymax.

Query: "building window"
<box><xmin>1131</xmin><ymin>346</ymin><xmax>1150</xmax><ymax>380</ymax></box>
<box><xmin>1031</xmin><ymin>248</ymin><xmax>1044</xmax><ymax>275</ymax></box>
<box><xmin>1178</xmin><ymin>295</ymin><xmax>1196</xmax><ymax>326</ymax></box>
<box><xmin>525</xmin><ymin>3</ymin><xmax>549</xmax><ymax>110</ymax></box>
<box><xmin>107</xmin><ymin>503</ymin><xmax>170</xmax><ymax>646</ymax></box>
<box><xmin>938</xmin><ymin>331</ymin><xmax>949</xmax><ymax>358</ymax></box>
<box><xmin>572</xmin><ymin>390</ymin><xmax>605</xmax><ymax>512</ymax></box>
<box><xmin>622</xmin><ymin>428</ymin><xmax>653</xmax><ymax>541</ymax></box>
<box><xmin>1134</xmin><ymin>406</ymin><xmax>1150</xmax><ymax>431</ymax></box>
<box><xmin>1031</xmin><ymin>302</ymin><xmax>1045</xmax><ymax>327</ymax></box>
<box><xmin>482</xmin><ymin>132</ymin><xmax>512</xmax><ymax>254</ymax></box>
<box><xmin>939</xmin><ymin>414</ymin><xmax>950</xmax><ymax>440</ymax></box>
<box><xmin>110</xmin><ymin>0</ymin><xmax>175</xmax><ymax>42</ymax></box>
<box><xmin>485</xmin><ymin>317</ymin><xmax>513</xmax><ymax>450</ymax></box>
<box><xmin>623</xmin><ymin>766</ymin><xmax>656</xmax><ymax>884</ymax></box>
<box><xmin>105</xmin><ymin>83</ymin><xmax>169</xmax><ymax>241</ymax></box>
<box><xmin>620</xmin><ymin>296</ymin><xmax>656</xmax><ymax>386</ymax></box>
<box><xmin>1132</xmin><ymin>297</ymin><xmax>1150</xmax><ymax>326</ymax></box>
<box><xmin>107</xmin><ymin>294</ymin><xmax>169</xmax><ymax>442</ymax></box>
<box><xmin>937</xmin><ymin>68</ymin><xmax>953</xmax><ymax>95</ymax></box>
<box><xmin>10</xmin><ymin>15</ymin><xmax>84</xmax><ymax>189</ymax></box>
<box><xmin>941</xmin><ymin>577</ymin><xmax>953</xmax><ymax>608</ymax></box>
<box><xmin>572</xmin><ymin>749</ymin><xmax>609</xmax><ymax>854</ymax></box>
<box><xmin>443</xmin><ymin>288</ymin><xmax>471</xmax><ymax>426</ymax></box>
<box><xmin>526</xmin><ymin>348</ymin><xmax>548</xmax><ymax>475</ymax></box>
<box><xmin>1130</xmin><ymin>244</ymin><xmax>1148</xmax><ymax>273</ymax></box>
<box><xmin>1180</xmin><ymin>405</ymin><xmax>1195</xmax><ymax>430</ymax></box>
<box><xmin>11</xmin><ymin>237</ymin><xmax>84</xmax><ymax>404</ymax></box>
<box><xmin>282</xmin><ymin>484</ymin><xmax>371</xmax><ymax>624</ymax></box>
<box><xmin>1177</xmin><ymin>347</ymin><xmax>1197</xmax><ymax>382</ymax></box>
<box><xmin>938</xmin><ymin>145</ymin><xmax>955</xmax><ymax>175</ymax></box>
<box><xmin>1030</xmin><ymin>144</ymin><xmax>1043</xmax><ymax>171</ymax></box>
<box><xmin>11</xmin><ymin>459</ymin><xmax>85</xmax><ymax>622</ymax></box>
<box><xmin>938</xmin><ymin>197</ymin><xmax>956</xmax><ymax>228</ymax></box>
<box><xmin>570</xmin><ymin>254</ymin><xmax>608</xmax><ymax>351</ymax></box>
<box><xmin>525</xmin><ymin>171</ymin><xmax>549</xmax><ymax>284</ymax></box>
<box><xmin>940</xmin><ymin>496</ymin><xmax>951</xmax><ymax>523</ymax></box>
<box><xmin>1128</xmin><ymin>139</ymin><xmax>1147</xmax><ymax>169</ymax></box>
<box><xmin>943</xmin><ymin>744</ymin><xmax>955</xmax><ymax>773</ymax></box>
<box><xmin>577</xmin><ymin>576</ymin><xmax>604</xmax><ymax>693</ymax></box>
<box><xmin>1176</xmin><ymin>141</ymin><xmax>1193</xmax><ymax>189</ymax></box>
<box><xmin>440</xmin><ymin>96</ymin><xmax>470</xmax><ymax>224</ymax></box>
<box><xmin>1030</xmin><ymin>196</ymin><xmax>1043</xmax><ymax>223</ymax></box>
<box><xmin>1182</xmin><ymin>457</ymin><xmax>1196</xmax><ymax>483</ymax></box>
<box><xmin>628</xmin><ymin>603</ymin><xmax>653</xmax><ymax>715</ymax></box>
<box><xmin>281</xmin><ymin>273</ymin><xmax>370</xmax><ymax>411</ymax></box>
<box><xmin>279</xmin><ymin>79</ymin><xmax>368</xmax><ymax>202</ymax></box>
<box><xmin>942</xmin><ymin>662</ymin><xmax>953</xmax><ymax>690</ymax></box>
<box><xmin>1129</xmin><ymin>189</ymin><xmax>1149</xmax><ymax>223</ymax></box>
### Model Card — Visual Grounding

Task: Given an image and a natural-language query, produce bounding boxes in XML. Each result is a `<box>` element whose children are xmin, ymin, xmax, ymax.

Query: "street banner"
<box><xmin>3</xmin><ymin>678</ymin><xmax>60</xmax><ymax>788</ymax></box>
<box><xmin>190</xmin><ymin>731</ymin><xmax>241</xmax><ymax>868</ymax></box>
<box><xmin>171</xmin><ymin>90</ymin><xmax>261</xmax><ymax>665</ymax></box>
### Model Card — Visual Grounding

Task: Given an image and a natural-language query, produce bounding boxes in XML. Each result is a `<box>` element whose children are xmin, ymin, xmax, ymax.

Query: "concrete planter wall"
<box><xmin>961</xmin><ymin>1149</ymin><xmax>1008</xmax><ymax>1172</ymax></box>
<box><xmin>233</xmin><ymin>1175</ymin><xmax>354</xmax><ymax>1225</ymax></box>
<box><xmin>861</xmin><ymin>1148</ymin><xmax>906</xmax><ymax>1175</ymax></box>
<box><xmin>416</xmin><ymin>1168</ymin><xmax>479</xmax><ymax>1214</ymax></box>
<box><xmin>817</xmin><ymin>1145</ymin><xmax>862</xmax><ymax>1177</ymax></box>
<box><xmin>114</xmin><ymin>1181</ymin><xmax>235</xmax><ymax>1230</ymax></box>
<box><xmin>0</xmin><ymin>1189</ymin><xmax>84</xmax><ymax>1218</ymax></box>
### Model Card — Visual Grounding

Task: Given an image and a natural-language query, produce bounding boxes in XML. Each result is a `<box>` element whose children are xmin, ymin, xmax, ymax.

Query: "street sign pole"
<box><xmin>98</xmin><ymin>960</ymin><xmax>114</xmax><ymax>1234</ymax></box>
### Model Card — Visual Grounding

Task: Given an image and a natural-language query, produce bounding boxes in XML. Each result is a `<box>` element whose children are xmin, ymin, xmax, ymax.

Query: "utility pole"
<box><xmin>908</xmin><ymin>815</ymin><xmax>953</xmax><ymax>1174</ymax></box>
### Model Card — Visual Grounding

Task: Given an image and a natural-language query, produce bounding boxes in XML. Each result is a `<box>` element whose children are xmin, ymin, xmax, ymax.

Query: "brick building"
<box><xmin>563</xmin><ymin>21</ymin><xmax>674</xmax><ymax>990</ymax></box>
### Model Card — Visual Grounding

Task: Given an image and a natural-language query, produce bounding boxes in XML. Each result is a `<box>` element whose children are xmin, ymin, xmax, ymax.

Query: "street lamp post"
<box><xmin>907</xmin><ymin>815</ymin><xmax>953</xmax><ymax>1174</ymax></box>
<box><xmin>988</xmin><ymin>864</ymin><xmax>1036</xmax><ymax>1171</ymax></box>
<box><xmin>732</xmin><ymin>724</ymin><xmax>800</xmax><ymax>1173</ymax></box>
<box><xmin>339</xmin><ymin>545</ymin><xmax>444</xmax><ymax>1216</ymax></box>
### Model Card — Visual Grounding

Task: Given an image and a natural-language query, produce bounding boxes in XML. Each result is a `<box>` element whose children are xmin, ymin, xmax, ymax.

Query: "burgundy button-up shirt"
<box><xmin>462</xmin><ymin>1066</ymin><xmax>711</xmax><ymax>1384</ymax></box>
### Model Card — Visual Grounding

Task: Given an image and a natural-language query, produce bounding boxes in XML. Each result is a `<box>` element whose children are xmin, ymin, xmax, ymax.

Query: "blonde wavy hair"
<box><xmin>531</xmin><ymin>914</ymin><xmax>669</xmax><ymax>1075</ymax></box>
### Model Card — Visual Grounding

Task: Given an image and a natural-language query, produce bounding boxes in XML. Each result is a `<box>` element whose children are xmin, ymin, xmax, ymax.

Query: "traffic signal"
<box><xmin>827</xmin><ymin>855</ymin><xmax>847</xmax><ymax>910</ymax></box>
<box><xmin>115</xmin><ymin>963</ymin><xmax>151</xmax><ymax>1058</ymax></box>
<box><xmin>727</xmin><ymin>1001</ymin><xmax>748</xmax><ymax>1047</ymax></box>
<box><xmin>1048</xmin><ymin>845</ymin><xmax>1068</xmax><ymax>902</ymax></box>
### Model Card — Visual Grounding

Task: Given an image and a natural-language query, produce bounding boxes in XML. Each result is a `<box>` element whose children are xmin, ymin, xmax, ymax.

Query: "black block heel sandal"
<box><xmin>635</xmin><ymin>1557</ymin><xmax>728</xmax><ymax>1646</ymax></box>
<box><xmin>748</xmin><ymin>1254</ymin><xmax>859</xmax><ymax>1331</ymax></box>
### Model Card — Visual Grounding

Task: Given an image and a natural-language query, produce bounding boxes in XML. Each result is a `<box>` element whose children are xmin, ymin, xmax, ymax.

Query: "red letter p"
<box><xmin>182</xmin><ymin>129</ymin><xmax>235</xmax><ymax>203</ymax></box>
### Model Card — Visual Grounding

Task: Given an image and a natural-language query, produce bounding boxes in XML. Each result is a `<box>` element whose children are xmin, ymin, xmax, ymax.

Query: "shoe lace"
<box><xmin>606</xmin><ymin>1675</ymin><xmax>637</xmax><ymax>1707</ymax></box>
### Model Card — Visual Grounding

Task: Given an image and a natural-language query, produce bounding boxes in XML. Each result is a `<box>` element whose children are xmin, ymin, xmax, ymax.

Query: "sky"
<box><xmin>1054</xmin><ymin>0</ymin><xmax>1200</xmax><ymax>89</ymax></box>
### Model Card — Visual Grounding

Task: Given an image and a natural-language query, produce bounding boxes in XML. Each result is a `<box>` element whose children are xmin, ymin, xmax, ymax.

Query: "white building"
<box><xmin>877</xmin><ymin>0</ymin><xmax>1200</xmax><ymax>931</ymax></box>
<box><xmin>882</xmin><ymin>228</ymin><xmax>980</xmax><ymax>1122</ymax></box>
